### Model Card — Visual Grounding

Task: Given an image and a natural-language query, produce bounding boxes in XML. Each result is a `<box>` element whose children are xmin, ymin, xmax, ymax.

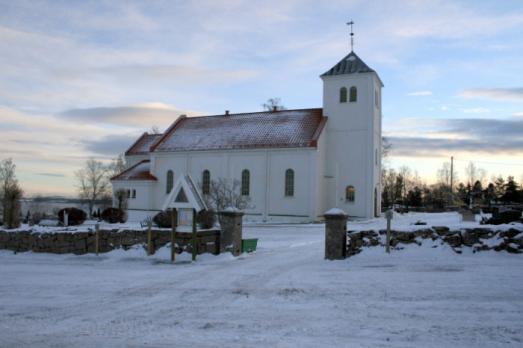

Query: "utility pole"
<box><xmin>450</xmin><ymin>156</ymin><xmax>454</xmax><ymax>206</ymax></box>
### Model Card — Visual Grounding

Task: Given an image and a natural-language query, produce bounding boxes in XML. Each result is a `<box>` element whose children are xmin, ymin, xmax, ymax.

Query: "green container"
<box><xmin>241</xmin><ymin>238</ymin><xmax>258</xmax><ymax>253</ymax></box>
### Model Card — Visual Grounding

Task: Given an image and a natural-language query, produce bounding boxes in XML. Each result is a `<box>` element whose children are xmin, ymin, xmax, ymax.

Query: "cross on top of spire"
<box><xmin>347</xmin><ymin>20</ymin><xmax>354</xmax><ymax>51</ymax></box>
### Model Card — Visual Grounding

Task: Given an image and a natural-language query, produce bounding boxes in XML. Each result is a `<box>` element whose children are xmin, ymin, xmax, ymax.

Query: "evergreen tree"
<box><xmin>501</xmin><ymin>176</ymin><xmax>521</xmax><ymax>203</ymax></box>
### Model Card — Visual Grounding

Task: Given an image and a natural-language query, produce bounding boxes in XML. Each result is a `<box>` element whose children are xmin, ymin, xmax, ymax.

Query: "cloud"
<box><xmin>387</xmin><ymin>117</ymin><xmax>523</xmax><ymax>158</ymax></box>
<box><xmin>461</xmin><ymin>107</ymin><xmax>490</xmax><ymax>114</ymax></box>
<box><xmin>459</xmin><ymin>88</ymin><xmax>523</xmax><ymax>101</ymax></box>
<box><xmin>59</xmin><ymin>104</ymin><xmax>198</xmax><ymax>127</ymax></box>
<box><xmin>514</xmin><ymin>112</ymin><xmax>523</xmax><ymax>117</ymax></box>
<box><xmin>36</xmin><ymin>173</ymin><xmax>66</xmax><ymax>177</ymax></box>
<box><xmin>407</xmin><ymin>91</ymin><xmax>432</xmax><ymax>96</ymax></box>
<box><xmin>82</xmin><ymin>134</ymin><xmax>139</xmax><ymax>156</ymax></box>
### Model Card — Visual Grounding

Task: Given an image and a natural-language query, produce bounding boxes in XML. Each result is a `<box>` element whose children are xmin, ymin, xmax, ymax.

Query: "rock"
<box><xmin>506</xmin><ymin>243</ymin><xmax>521</xmax><ymax>254</ymax></box>
<box><xmin>444</xmin><ymin>234</ymin><xmax>462</xmax><ymax>248</ymax></box>
<box><xmin>461</xmin><ymin>230</ymin><xmax>479</xmax><ymax>247</ymax></box>
<box><xmin>500</xmin><ymin>228</ymin><xmax>522</xmax><ymax>239</ymax></box>
<box><xmin>414</xmin><ymin>229</ymin><xmax>434</xmax><ymax>239</ymax></box>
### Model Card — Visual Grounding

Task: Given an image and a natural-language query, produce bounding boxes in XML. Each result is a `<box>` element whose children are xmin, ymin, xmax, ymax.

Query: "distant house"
<box><xmin>111</xmin><ymin>50</ymin><xmax>383</xmax><ymax>222</ymax></box>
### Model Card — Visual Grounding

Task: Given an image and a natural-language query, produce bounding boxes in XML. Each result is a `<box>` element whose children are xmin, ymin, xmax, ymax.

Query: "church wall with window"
<box><xmin>147</xmin><ymin>147</ymin><xmax>319</xmax><ymax>222</ymax></box>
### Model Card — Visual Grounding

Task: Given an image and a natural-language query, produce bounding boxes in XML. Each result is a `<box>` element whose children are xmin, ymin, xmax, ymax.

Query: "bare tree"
<box><xmin>108</xmin><ymin>153</ymin><xmax>126</xmax><ymax>178</ymax></box>
<box><xmin>465</xmin><ymin>161</ymin><xmax>486</xmax><ymax>186</ymax></box>
<box><xmin>262</xmin><ymin>98</ymin><xmax>286</xmax><ymax>111</ymax></box>
<box><xmin>75</xmin><ymin>158</ymin><xmax>109</xmax><ymax>218</ymax></box>
<box><xmin>382</xmin><ymin>136</ymin><xmax>391</xmax><ymax>160</ymax></box>
<box><xmin>202</xmin><ymin>178</ymin><xmax>252</xmax><ymax>212</ymax></box>
<box><xmin>150</xmin><ymin>125</ymin><xmax>161</xmax><ymax>134</ymax></box>
<box><xmin>114</xmin><ymin>188</ymin><xmax>128</xmax><ymax>210</ymax></box>
<box><xmin>0</xmin><ymin>158</ymin><xmax>23</xmax><ymax>228</ymax></box>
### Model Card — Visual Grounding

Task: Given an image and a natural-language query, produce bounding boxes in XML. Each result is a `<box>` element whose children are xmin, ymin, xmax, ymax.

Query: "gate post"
<box><xmin>219</xmin><ymin>209</ymin><xmax>244</xmax><ymax>256</ymax></box>
<box><xmin>324</xmin><ymin>209</ymin><xmax>348</xmax><ymax>260</ymax></box>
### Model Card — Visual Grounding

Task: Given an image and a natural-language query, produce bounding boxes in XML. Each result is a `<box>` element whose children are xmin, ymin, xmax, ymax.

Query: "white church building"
<box><xmin>111</xmin><ymin>50</ymin><xmax>383</xmax><ymax>222</ymax></box>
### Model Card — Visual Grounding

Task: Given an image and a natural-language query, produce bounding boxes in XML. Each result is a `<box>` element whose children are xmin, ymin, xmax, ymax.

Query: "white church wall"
<box><xmin>322</xmin><ymin>72</ymin><xmax>380</xmax><ymax>218</ymax></box>
<box><xmin>112</xmin><ymin>180</ymin><xmax>157</xmax><ymax>222</ymax></box>
<box><xmin>149</xmin><ymin>147</ymin><xmax>319</xmax><ymax>222</ymax></box>
<box><xmin>125</xmin><ymin>155</ymin><xmax>148</xmax><ymax>168</ymax></box>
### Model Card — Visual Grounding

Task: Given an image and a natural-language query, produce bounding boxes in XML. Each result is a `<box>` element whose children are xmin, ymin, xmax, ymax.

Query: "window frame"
<box><xmin>339</xmin><ymin>87</ymin><xmax>348</xmax><ymax>103</ymax></box>
<box><xmin>349</xmin><ymin>86</ymin><xmax>357</xmax><ymax>102</ymax></box>
<box><xmin>241</xmin><ymin>169</ymin><xmax>250</xmax><ymax>196</ymax></box>
<box><xmin>285</xmin><ymin>169</ymin><xmax>295</xmax><ymax>197</ymax></box>
<box><xmin>202</xmin><ymin>169</ymin><xmax>211</xmax><ymax>195</ymax></box>
<box><xmin>166</xmin><ymin>170</ymin><xmax>174</xmax><ymax>194</ymax></box>
<box><xmin>345</xmin><ymin>185</ymin><xmax>355</xmax><ymax>202</ymax></box>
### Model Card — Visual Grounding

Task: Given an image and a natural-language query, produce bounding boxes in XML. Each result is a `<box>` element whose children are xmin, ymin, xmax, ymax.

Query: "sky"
<box><xmin>0</xmin><ymin>0</ymin><xmax>522</xmax><ymax>196</ymax></box>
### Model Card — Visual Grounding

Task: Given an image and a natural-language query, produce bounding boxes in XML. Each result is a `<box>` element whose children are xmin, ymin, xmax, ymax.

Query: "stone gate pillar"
<box><xmin>219</xmin><ymin>210</ymin><xmax>244</xmax><ymax>256</ymax></box>
<box><xmin>324</xmin><ymin>209</ymin><xmax>348</xmax><ymax>260</ymax></box>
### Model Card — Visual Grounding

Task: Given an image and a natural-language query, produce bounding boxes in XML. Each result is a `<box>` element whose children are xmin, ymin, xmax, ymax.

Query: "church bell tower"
<box><xmin>321</xmin><ymin>27</ymin><xmax>383</xmax><ymax>218</ymax></box>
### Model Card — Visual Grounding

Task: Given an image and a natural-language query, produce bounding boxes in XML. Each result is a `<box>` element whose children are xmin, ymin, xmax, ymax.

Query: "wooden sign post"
<box><xmin>95</xmin><ymin>223</ymin><xmax>100</xmax><ymax>256</ymax></box>
<box><xmin>192</xmin><ymin>209</ymin><xmax>197</xmax><ymax>261</ymax></box>
<box><xmin>171</xmin><ymin>208</ymin><xmax>178</xmax><ymax>263</ymax></box>
<box><xmin>147</xmin><ymin>219</ymin><xmax>153</xmax><ymax>256</ymax></box>
<box><xmin>161</xmin><ymin>174</ymin><xmax>207</xmax><ymax>264</ymax></box>
<box><xmin>385</xmin><ymin>209</ymin><xmax>393</xmax><ymax>254</ymax></box>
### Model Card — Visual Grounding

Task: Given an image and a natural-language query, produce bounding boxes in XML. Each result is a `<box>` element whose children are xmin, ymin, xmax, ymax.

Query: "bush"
<box><xmin>101</xmin><ymin>207</ymin><xmax>127</xmax><ymax>224</ymax></box>
<box><xmin>58</xmin><ymin>207</ymin><xmax>87</xmax><ymax>226</ymax></box>
<box><xmin>153</xmin><ymin>210</ymin><xmax>172</xmax><ymax>228</ymax></box>
<box><xmin>482</xmin><ymin>210</ymin><xmax>522</xmax><ymax>225</ymax></box>
<box><xmin>197</xmin><ymin>209</ymin><xmax>216</xmax><ymax>229</ymax></box>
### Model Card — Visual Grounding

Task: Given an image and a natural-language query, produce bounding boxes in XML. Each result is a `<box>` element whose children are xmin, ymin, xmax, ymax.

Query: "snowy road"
<box><xmin>1</xmin><ymin>222</ymin><xmax>522</xmax><ymax>347</ymax></box>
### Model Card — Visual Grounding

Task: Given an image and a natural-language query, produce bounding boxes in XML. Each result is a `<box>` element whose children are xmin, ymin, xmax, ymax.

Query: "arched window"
<box><xmin>241</xmin><ymin>169</ymin><xmax>250</xmax><ymax>196</ymax></box>
<box><xmin>349</xmin><ymin>86</ymin><xmax>357</xmax><ymax>102</ymax></box>
<box><xmin>285</xmin><ymin>169</ymin><xmax>294</xmax><ymax>197</ymax></box>
<box><xmin>166</xmin><ymin>170</ymin><xmax>174</xmax><ymax>194</ymax></box>
<box><xmin>339</xmin><ymin>87</ymin><xmax>347</xmax><ymax>103</ymax></box>
<box><xmin>346</xmin><ymin>185</ymin><xmax>355</xmax><ymax>202</ymax></box>
<box><xmin>132</xmin><ymin>189</ymin><xmax>136</xmax><ymax>199</ymax></box>
<box><xmin>202</xmin><ymin>169</ymin><xmax>211</xmax><ymax>195</ymax></box>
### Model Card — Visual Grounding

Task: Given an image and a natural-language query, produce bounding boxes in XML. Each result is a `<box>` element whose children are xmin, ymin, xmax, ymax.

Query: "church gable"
<box><xmin>151</xmin><ymin>108</ymin><xmax>327</xmax><ymax>153</ymax></box>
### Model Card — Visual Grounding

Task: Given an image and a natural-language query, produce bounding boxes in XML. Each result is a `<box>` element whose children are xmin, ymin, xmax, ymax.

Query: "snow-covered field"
<box><xmin>1</xmin><ymin>213</ymin><xmax>522</xmax><ymax>347</ymax></box>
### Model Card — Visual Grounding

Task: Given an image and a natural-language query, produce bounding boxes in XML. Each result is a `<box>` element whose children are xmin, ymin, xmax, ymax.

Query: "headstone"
<box><xmin>324</xmin><ymin>208</ymin><xmax>348</xmax><ymax>260</ymax></box>
<box><xmin>461</xmin><ymin>210</ymin><xmax>475</xmax><ymax>222</ymax></box>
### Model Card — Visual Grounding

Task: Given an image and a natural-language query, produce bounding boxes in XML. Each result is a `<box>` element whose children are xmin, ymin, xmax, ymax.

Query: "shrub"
<box><xmin>101</xmin><ymin>207</ymin><xmax>127</xmax><ymax>224</ymax></box>
<box><xmin>153</xmin><ymin>210</ymin><xmax>172</xmax><ymax>228</ymax></box>
<box><xmin>3</xmin><ymin>185</ymin><xmax>23</xmax><ymax>229</ymax></box>
<box><xmin>197</xmin><ymin>209</ymin><xmax>216</xmax><ymax>229</ymax></box>
<box><xmin>482</xmin><ymin>210</ymin><xmax>522</xmax><ymax>225</ymax></box>
<box><xmin>58</xmin><ymin>207</ymin><xmax>87</xmax><ymax>226</ymax></box>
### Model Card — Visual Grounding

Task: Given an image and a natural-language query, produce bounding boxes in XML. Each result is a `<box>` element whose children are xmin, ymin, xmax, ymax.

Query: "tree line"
<box><xmin>382</xmin><ymin>161</ymin><xmax>523</xmax><ymax>211</ymax></box>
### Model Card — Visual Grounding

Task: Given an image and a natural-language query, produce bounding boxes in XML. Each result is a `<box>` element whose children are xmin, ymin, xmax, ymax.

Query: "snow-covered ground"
<box><xmin>1</xmin><ymin>213</ymin><xmax>522</xmax><ymax>347</ymax></box>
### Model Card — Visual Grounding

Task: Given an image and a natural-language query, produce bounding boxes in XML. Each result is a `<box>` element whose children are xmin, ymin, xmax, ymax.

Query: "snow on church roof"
<box><xmin>110</xmin><ymin>160</ymin><xmax>157</xmax><ymax>181</ymax></box>
<box><xmin>151</xmin><ymin>108</ymin><xmax>327</xmax><ymax>152</ymax></box>
<box><xmin>125</xmin><ymin>133</ymin><xmax>162</xmax><ymax>156</ymax></box>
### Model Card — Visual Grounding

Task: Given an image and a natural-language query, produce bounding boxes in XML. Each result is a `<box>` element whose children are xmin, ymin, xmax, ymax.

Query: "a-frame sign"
<box><xmin>162</xmin><ymin>174</ymin><xmax>207</xmax><ymax>262</ymax></box>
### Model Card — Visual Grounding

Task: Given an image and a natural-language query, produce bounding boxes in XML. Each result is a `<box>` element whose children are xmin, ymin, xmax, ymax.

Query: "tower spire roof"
<box><xmin>321</xmin><ymin>51</ymin><xmax>374</xmax><ymax>77</ymax></box>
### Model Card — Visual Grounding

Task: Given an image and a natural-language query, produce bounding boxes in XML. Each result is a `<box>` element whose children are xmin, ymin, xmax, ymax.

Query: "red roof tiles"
<box><xmin>125</xmin><ymin>133</ymin><xmax>162</xmax><ymax>156</ymax></box>
<box><xmin>110</xmin><ymin>160</ymin><xmax>157</xmax><ymax>181</ymax></box>
<box><xmin>151</xmin><ymin>108</ymin><xmax>327</xmax><ymax>152</ymax></box>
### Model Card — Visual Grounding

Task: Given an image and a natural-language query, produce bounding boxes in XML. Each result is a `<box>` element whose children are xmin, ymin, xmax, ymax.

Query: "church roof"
<box><xmin>151</xmin><ymin>108</ymin><xmax>327</xmax><ymax>152</ymax></box>
<box><xmin>125</xmin><ymin>133</ymin><xmax>162</xmax><ymax>156</ymax></box>
<box><xmin>110</xmin><ymin>160</ymin><xmax>157</xmax><ymax>181</ymax></box>
<box><xmin>321</xmin><ymin>51</ymin><xmax>375</xmax><ymax>77</ymax></box>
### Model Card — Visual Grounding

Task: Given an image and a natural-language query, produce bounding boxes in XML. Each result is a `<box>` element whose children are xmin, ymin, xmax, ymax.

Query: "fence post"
<box><xmin>147</xmin><ymin>219</ymin><xmax>153</xmax><ymax>256</ymax></box>
<box><xmin>385</xmin><ymin>209</ymin><xmax>393</xmax><ymax>254</ymax></box>
<box><xmin>95</xmin><ymin>223</ymin><xmax>100</xmax><ymax>256</ymax></box>
<box><xmin>171</xmin><ymin>208</ymin><xmax>177</xmax><ymax>263</ymax></box>
<box><xmin>324</xmin><ymin>209</ymin><xmax>348</xmax><ymax>260</ymax></box>
<box><xmin>192</xmin><ymin>209</ymin><xmax>197</xmax><ymax>261</ymax></box>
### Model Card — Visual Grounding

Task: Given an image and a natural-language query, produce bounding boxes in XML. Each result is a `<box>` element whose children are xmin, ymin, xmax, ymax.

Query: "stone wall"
<box><xmin>0</xmin><ymin>229</ymin><xmax>221</xmax><ymax>255</ymax></box>
<box><xmin>347</xmin><ymin>227</ymin><xmax>523</xmax><ymax>257</ymax></box>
